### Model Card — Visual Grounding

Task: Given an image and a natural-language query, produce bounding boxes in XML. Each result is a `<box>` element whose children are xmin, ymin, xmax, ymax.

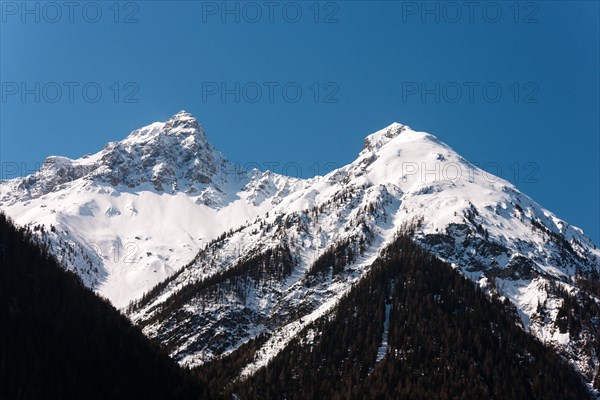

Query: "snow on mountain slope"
<box><xmin>129</xmin><ymin>122</ymin><xmax>600</xmax><ymax>385</ymax></box>
<box><xmin>0</xmin><ymin>111</ymin><xmax>303</xmax><ymax>307</ymax></box>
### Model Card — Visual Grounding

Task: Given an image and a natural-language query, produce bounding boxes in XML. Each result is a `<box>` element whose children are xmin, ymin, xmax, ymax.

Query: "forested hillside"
<box><xmin>196</xmin><ymin>234</ymin><xmax>591</xmax><ymax>399</ymax></box>
<box><xmin>0</xmin><ymin>213</ymin><xmax>207</xmax><ymax>400</ymax></box>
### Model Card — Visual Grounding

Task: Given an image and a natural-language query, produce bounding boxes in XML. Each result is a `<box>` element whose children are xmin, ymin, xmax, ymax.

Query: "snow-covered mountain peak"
<box><xmin>72</xmin><ymin>113</ymin><xmax>225</xmax><ymax>194</ymax></box>
<box><xmin>0</xmin><ymin>112</ymin><xmax>306</xmax><ymax>306</ymax></box>
<box><xmin>121</xmin><ymin>111</ymin><xmax>208</xmax><ymax>149</ymax></box>
<box><xmin>362</xmin><ymin>122</ymin><xmax>409</xmax><ymax>153</ymax></box>
<box><xmin>163</xmin><ymin>110</ymin><xmax>206</xmax><ymax>138</ymax></box>
<box><xmin>168</xmin><ymin>109</ymin><xmax>200</xmax><ymax>124</ymax></box>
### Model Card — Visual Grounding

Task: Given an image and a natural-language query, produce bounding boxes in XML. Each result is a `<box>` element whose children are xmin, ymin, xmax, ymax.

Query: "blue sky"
<box><xmin>1</xmin><ymin>1</ymin><xmax>599</xmax><ymax>244</ymax></box>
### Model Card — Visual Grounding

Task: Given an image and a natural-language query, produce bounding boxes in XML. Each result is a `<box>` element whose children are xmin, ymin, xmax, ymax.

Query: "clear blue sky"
<box><xmin>1</xmin><ymin>1</ymin><xmax>598</xmax><ymax>244</ymax></box>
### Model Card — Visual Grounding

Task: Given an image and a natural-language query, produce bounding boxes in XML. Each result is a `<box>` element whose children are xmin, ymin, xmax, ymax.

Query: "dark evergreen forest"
<box><xmin>0</xmin><ymin>213</ymin><xmax>207</xmax><ymax>400</ymax></box>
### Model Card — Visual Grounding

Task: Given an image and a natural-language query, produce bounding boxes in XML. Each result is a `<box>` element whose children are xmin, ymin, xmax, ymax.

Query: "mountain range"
<box><xmin>2</xmin><ymin>111</ymin><xmax>599</xmax><ymax>394</ymax></box>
